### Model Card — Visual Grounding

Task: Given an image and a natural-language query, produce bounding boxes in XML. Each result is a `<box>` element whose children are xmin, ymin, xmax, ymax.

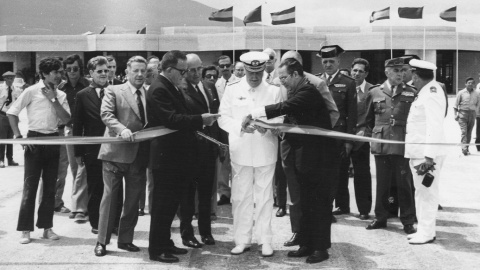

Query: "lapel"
<box><xmin>329</xmin><ymin>72</ymin><xmax>341</xmax><ymax>86</ymax></box>
<box><xmin>392</xmin><ymin>83</ymin><xmax>405</xmax><ymax>97</ymax></box>
<box><xmin>120</xmin><ymin>84</ymin><xmax>141</xmax><ymax>120</ymax></box>
<box><xmin>86</xmin><ymin>87</ymin><xmax>101</xmax><ymax>109</ymax></box>
<box><xmin>186</xmin><ymin>83</ymin><xmax>208</xmax><ymax>110</ymax></box>
<box><xmin>159</xmin><ymin>75</ymin><xmax>187</xmax><ymax>109</ymax></box>
<box><xmin>381</xmin><ymin>82</ymin><xmax>392</xmax><ymax>97</ymax></box>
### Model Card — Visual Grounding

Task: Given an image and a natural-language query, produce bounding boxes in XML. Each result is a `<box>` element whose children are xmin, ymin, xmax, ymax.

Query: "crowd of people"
<box><xmin>0</xmin><ymin>44</ymin><xmax>453</xmax><ymax>264</ymax></box>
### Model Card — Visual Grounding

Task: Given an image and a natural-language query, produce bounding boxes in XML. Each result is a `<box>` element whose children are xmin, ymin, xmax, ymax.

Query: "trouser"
<box><xmin>336</xmin><ymin>142</ymin><xmax>372</xmax><ymax>214</ymax></box>
<box><xmin>458</xmin><ymin>110</ymin><xmax>476</xmax><ymax>151</ymax></box>
<box><xmin>97</xmin><ymin>159</ymin><xmax>146</xmax><ymax>245</ymax></box>
<box><xmin>0</xmin><ymin>113</ymin><xmax>13</xmax><ymax>161</ymax></box>
<box><xmin>332</xmin><ymin>141</ymin><xmax>350</xmax><ymax>209</ymax></box>
<box><xmin>231</xmin><ymin>162</ymin><xmax>275</xmax><ymax>245</ymax></box>
<box><xmin>216</xmin><ymin>156</ymin><xmax>231</xmax><ymax>198</ymax></box>
<box><xmin>139</xmin><ymin>168</ymin><xmax>154</xmax><ymax>212</ymax></box>
<box><xmin>409</xmin><ymin>156</ymin><xmax>445</xmax><ymax>239</ymax></box>
<box><xmin>274</xmin><ymin>141</ymin><xmax>287</xmax><ymax>208</ymax></box>
<box><xmin>84</xmin><ymin>153</ymin><xmax>104</xmax><ymax>229</ymax></box>
<box><xmin>281</xmin><ymin>139</ymin><xmax>302</xmax><ymax>233</ymax></box>
<box><xmin>17</xmin><ymin>131</ymin><xmax>60</xmax><ymax>231</ymax></box>
<box><xmin>373</xmin><ymin>155</ymin><xmax>416</xmax><ymax>225</ymax></box>
<box><xmin>476</xmin><ymin>117</ymin><xmax>480</xmax><ymax>151</ymax></box>
<box><xmin>149</xmin><ymin>169</ymin><xmax>192</xmax><ymax>255</ymax></box>
<box><xmin>179</xmin><ymin>153</ymin><xmax>216</xmax><ymax>238</ymax></box>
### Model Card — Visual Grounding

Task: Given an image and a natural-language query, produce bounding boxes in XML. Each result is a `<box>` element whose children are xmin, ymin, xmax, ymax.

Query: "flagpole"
<box><xmin>456</xmin><ymin>29</ymin><xmax>459</xmax><ymax>94</ymax></box>
<box><xmin>232</xmin><ymin>4</ymin><xmax>235</xmax><ymax>63</ymax></box>
<box><xmin>423</xmin><ymin>27</ymin><xmax>426</xmax><ymax>59</ymax></box>
<box><xmin>262</xmin><ymin>23</ymin><xmax>265</xmax><ymax>50</ymax></box>
<box><xmin>295</xmin><ymin>24</ymin><xmax>298</xmax><ymax>51</ymax></box>
<box><xmin>390</xmin><ymin>23</ymin><xmax>393</xmax><ymax>58</ymax></box>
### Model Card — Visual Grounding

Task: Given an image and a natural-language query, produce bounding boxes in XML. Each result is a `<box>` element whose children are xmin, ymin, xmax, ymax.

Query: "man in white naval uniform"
<box><xmin>218</xmin><ymin>52</ymin><xmax>283</xmax><ymax>257</ymax></box>
<box><xmin>405</xmin><ymin>59</ymin><xmax>447</xmax><ymax>245</ymax></box>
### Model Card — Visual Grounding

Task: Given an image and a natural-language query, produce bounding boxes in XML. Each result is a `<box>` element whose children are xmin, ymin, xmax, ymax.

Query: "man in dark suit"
<box><xmin>248</xmin><ymin>58</ymin><xmax>339</xmax><ymax>263</ymax></box>
<box><xmin>333</xmin><ymin>58</ymin><xmax>373</xmax><ymax>220</ymax></box>
<box><xmin>146</xmin><ymin>50</ymin><xmax>220</xmax><ymax>263</ymax></box>
<box><xmin>73</xmin><ymin>56</ymin><xmax>109</xmax><ymax>234</ymax></box>
<box><xmin>106</xmin><ymin>55</ymin><xmax>123</xmax><ymax>86</ymax></box>
<box><xmin>178</xmin><ymin>53</ymin><xmax>220</xmax><ymax>248</ymax></box>
<box><xmin>94</xmin><ymin>55</ymin><xmax>150</xmax><ymax>256</ymax></box>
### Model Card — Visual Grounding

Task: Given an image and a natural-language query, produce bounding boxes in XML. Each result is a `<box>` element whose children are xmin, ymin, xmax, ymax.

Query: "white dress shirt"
<box><xmin>126</xmin><ymin>81</ymin><xmax>147</xmax><ymax>120</ymax></box>
<box><xmin>216</xmin><ymin>74</ymin><xmax>238</xmax><ymax>101</ymax></box>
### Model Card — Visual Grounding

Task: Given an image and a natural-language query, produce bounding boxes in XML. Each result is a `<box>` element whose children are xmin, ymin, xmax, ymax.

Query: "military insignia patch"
<box><xmin>430</xmin><ymin>86</ymin><xmax>437</xmax><ymax>93</ymax></box>
<box><xmin>251</xmin><ymin>60</ymin><xmax>260</xmax><ymax>66</ymax></box>
<box><xmin>401</xmin><ymin>92</ymin><xmax>414</xmax><ymax>97</ymax></box>
<box><xmin>334</xmin><ymin>84</ymin><xmax>346</xmax><ymax>87</ymax></box>
<box><xmin>238</xmin><ymin>96</ymin><xmax>246</xmax><ymax>100</ymax></box>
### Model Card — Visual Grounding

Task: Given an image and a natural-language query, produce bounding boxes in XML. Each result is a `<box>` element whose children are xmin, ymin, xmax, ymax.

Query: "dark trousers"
<box><xmin>336</xmin><ymin>143</ymin><xmax>372</xmax><ymax>214</ymax></box>
<box><xmin>179</xmin><ymin>147</ymin><xmax>215</xmax><ymax>238</ymax></box>
<box><xmin>332</xmin><ymin>141</ymin><xmax>350</xmax><ymax>208</ymax></box>
<box><xmin>476</xmin><ymin>117</ymin><xmax>480</xmax><ymax>151</ymax></box>
<box><xmin>97</xmin><ymin>159</ymin><xmax>146</xmax><ymax>245</ymax></box>
<box><xmin>84</xmin><ymin>153</ymin><xmax>104</xmax><ymax>229</ymax></box>
<box><xmin>0</xmin><ymin>114</ymin><xmax>13</xmax><ymax>161</ymax></box>
<box><xmin>17</xmin><ymin>131</ymin><xmax>60</xmax><ymax>231</ymax></box>
<box><xmin>373</xmin><ymin>155</ymin><xmax>415</xmax><ymax>225</ymax></box>
<box><xmin>274</xmin><ymin>141</ymin><xmax>287</xmax><ymax>208</ymax></box>
<box><xmin>149</xmin><ymin>169</ymin><xmax>192</xmax><ymax>255</ymax></box>
<box><xmin>281</xmin><ymin>139</ymin><xmax>302</xmax><ymax>233</ymax></box>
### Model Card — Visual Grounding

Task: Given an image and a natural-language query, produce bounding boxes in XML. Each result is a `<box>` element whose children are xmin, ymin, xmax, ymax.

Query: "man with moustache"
<box><xmin>73</xmin><ymin>56</ymin><xmax>109</xmax><ymax>235</ymax></box>
<box><xmin>334</xmin><ymin>58</ymin><xmax>373</xmax><ymax>220</ymax></box>
<box><xmin>8</xmin><ymin>57</ymin><xmax>71</xmax><ymax>244</ymax></box>
<box><xmin>147</xmin><ymin>50</ymin><xmax>219</xmax><ymax>263</ymax></box>
<box><xmin>94</xmin><ymin>56</ymin><xmax>150</xmax><ymax>256</ymax></box>
<box><xmin>364</xmin><ymin>58</ymin><xmax>417</xmax><ymax>235</ymax></box>
<box><xmin>178</xmin><ymin>53</ymin><xmax>220</xmax><ymax>248</ymax></box>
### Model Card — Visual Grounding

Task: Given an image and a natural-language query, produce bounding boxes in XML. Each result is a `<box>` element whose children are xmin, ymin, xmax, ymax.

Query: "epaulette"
<box><xmin>227</xmin><ymin>80</ymin><xmax>240</xmax><ymax>86</ymax></box>
<box><xmin>405</xmin><ymin>83</ymin><xmax>418</xmax><ymax>93</ymax></box>
<box><xmin>369</xmin><ymin>84</ymin><xmax>380</xmax><ymax>90</ymax></box>
<box><xmin>339</xmin><ymin>73</ymin><xmax>354</xmax><ymax>81</ymax></box>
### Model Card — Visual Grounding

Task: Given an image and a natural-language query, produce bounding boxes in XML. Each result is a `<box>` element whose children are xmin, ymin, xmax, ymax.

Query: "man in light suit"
<box><xmin>263</xmin><ymin>48</ymin><xmax>278</xmax><ymax>84</ymax></box>
<box><xmin>94</xmin><ymin>55</ymin><xmax>150</xmax><ymax>257</ymax></box>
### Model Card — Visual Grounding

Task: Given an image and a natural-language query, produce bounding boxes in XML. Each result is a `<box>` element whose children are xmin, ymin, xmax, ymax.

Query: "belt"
<box><xmin>376</xmin><ymin>119</ymin><xmax>407</xmax><ymax>127</ymax></box>
<box><xmin>27</xmin><ymin>130</ymin><xmax>59</xmax><ymax>138</ymax></box>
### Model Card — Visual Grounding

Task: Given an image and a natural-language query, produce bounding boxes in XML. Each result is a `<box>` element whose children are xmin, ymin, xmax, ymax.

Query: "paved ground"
<box><xmin>0</xmin><ymin>98</ymin><xmax>479</xmax><ymax>269</ymax></box>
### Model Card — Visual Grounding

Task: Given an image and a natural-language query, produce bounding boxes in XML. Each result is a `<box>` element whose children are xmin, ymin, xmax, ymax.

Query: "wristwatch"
<box><xmin>50</xmin><ymin>97</ymin><xmax>58</xmax><ymax>103</ymax></box>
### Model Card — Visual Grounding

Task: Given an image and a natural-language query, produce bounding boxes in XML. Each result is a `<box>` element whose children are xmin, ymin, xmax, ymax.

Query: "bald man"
<box><xmin>263</xmin><ymin>48</ymin><xmax>278</xmax><ymax>84</ymax></box>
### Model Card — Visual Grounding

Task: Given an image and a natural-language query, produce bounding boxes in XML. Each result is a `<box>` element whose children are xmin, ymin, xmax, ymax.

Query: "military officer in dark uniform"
<box><xmin>317</xmin><ymin>45</ymin><xmax>357</xmax><ymax>217</ymax></box>
<box><xmin>365</xmin><ymin>57</ymin><xmax>417</xmax><ymax>234</ymax></box>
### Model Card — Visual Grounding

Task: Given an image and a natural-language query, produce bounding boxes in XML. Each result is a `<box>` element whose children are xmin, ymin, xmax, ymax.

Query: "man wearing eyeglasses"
<box><xmin>8</xmin><ymin>57</ymin><xmax>71</xmax><ymax>244</ymax></box>
<box><xmin>263</xmin><ymin>48</ymin><xmax>278</xmax><ymax>84</ymax></box>
<box><xmin>202</xmin><ymin>65</ymin><xmax>219</xmax><ymax>85</ymax></box>
<box><xmin>216</xmin><ymin>55</ymin><xmax>238</xmax><ymax>101</ymax></box>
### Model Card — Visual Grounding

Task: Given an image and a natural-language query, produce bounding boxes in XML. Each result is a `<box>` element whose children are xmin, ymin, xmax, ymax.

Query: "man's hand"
<box><xmin>255</xmin><ymin>126</ymin><xmax>267</xmax><ymax>135</ymax></box>
<box><xmin>120</xmin><ymin>128</ymin><xmax>135</xmax><ymax>142</ymax></box>
<box><xmin>42</xmin><ymin>85</ymin><xmax>57</xmax><ymax>100</ymax></box>
<box><xmin>57</xmin><ymin>80</ymin><xmax>67</xmax><ymax>90</ymax></box>
<box><xmin>344</xmin><ymin>142</ymin><xmax>353</xmax><ymax>157</ymax></box>
<box><xmin>202</xmin><ymin>113</ymin><xmax>221</xmax><ymax>126</ymax></box>
<box><xmin>75</xmin><ymin>156</ymin><xmax>84</xmax><ymax>166</ymax></box>
<box><xmin>271</xmin><ymin>128</ymin><xmax>282</xmax><ymax>137</ymax></box>
<box><xmin>242</xmin><ymin>125</ymin><xmax>256</xmax><ymax>133</ymax></box>
<box><xmin>424</xmin><ymin>156</ymin><xmax>435</xmax><ymax>168</ymax></box>
<box><xmin>241</xmin><ymin>114</ymin><xmax>253</xmax><ymax>130</ymax></box>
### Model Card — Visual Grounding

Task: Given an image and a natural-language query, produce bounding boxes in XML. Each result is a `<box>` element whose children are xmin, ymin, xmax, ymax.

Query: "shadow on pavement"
<box><xmin>437</xmin><ymin>231</ymin><xmax>480</xmax><ymax>253</ymax></box>
<box><xmin>437</xmin><ymin>219</ymin><xmax>478</xmax><ymax>228</ymax></box>
<box><xmin>440</xmin><ymin>206</ymin><xmax>480</xmax><ymax>214</ymax></box>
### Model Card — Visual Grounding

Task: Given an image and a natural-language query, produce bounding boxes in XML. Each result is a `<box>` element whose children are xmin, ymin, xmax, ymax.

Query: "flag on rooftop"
<box><xmin>440</xmin><ymin>6</ymin><xmax>456</xmax><ymax>22</ymax></box>
<box><xmin>398</xmin><ymin>7</ymin><xmax>424</xmax><ymax>19</ymax></box>
<box><xmin>271</xmin><ymin>7</ymin><xmax>295</xmax><ymax>25</ymax></box>
<box><xmin>208</xmin><ymin>6</ymin><xmax>233</xmax><ymax>22</ymax></box>
<box><xmin>244</xmin><ymin>6</ymin><xmax>262</xmax><ymax>25</ymax></box>
<box><xmin>99</xmin><ymin>25</ymin><xmax>106</xmax><ymax>34</ymax></box>
<box><xmin>369</xmin><ymin>7</ymin><xmax>390</xmax><ymax>23</ymax></box>
<box><xmin>137</xmin><ymin>25</ymin><xmax>146</xmax><ymax>34</ymax></box>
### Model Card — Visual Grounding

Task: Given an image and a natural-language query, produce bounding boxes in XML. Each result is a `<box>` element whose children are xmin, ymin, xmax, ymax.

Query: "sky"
<box><xmin>195</xmin><ymin>0</ymin><xmax>480</xmax><ymax>33</ymax></box>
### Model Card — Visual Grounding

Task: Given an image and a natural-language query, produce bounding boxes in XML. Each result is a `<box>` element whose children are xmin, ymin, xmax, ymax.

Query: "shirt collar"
<box><xmin>358</xmin><ymin>80</ymin><xmax>366</xmax><ymax>92</ymax></box>
<box><xmin>327</xmin><ymin>70</ymin><xmax>339</xmax><ymax>80</ymax></box>
<box><xmin>127</xmin><ymin>81</ymin><xmax>144</xmax><ymax>95</ymax></box>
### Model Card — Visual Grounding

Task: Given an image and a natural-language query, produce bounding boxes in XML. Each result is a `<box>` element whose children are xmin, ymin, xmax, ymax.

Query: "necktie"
<box><xmin>100</xmin><ymin>88</ymin><xmax>105</xmax><ymax>99</ymax></box>
<box><xmin>326</xmin><ymin>76</ymin><xmax>332</xmax><ymax>85</ymax></box>
<box><xmin>5</xmin><ymin>86</ymin><xmax>12</xmax><ymax>106</ymax></box>
<box><xmin>136</xmin><ymin>89</ymin><xmax>145</xmax><ymax>126</ymax></box>
<box><xmin>109</xmin><ymin>80</ymin><xmax>113</xmax><ymax>85</ymax></box>
<box><xmin>195</xmin><ymin>85</ymin><xmax>208</xmax><ymax>109</ymax></box>
<box><xmin>357</xmin><ymin>86</ymin><xmax>364</xmax><ymax>101</ymax></box>
<box><xmin>267</xmin><ymin>73</ymin><xmax>271</xmax><ymax>81</ymax></box>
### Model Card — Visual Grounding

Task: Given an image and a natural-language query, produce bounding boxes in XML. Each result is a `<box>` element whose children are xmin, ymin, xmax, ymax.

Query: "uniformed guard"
<box><xmin>364</xmin><ymin>57</ymin><xmax>417</xmax><ymax>234</ymax></box>
<box><xmin>405</xmin><ymin>59</ymin><xmax>447</xmax><ymax>244</ymax></box>
<box><xmin>218</xmin><ymin>51</ymin><xmax>283</xmax><ymax>257</ymax></box>
<box><xmin>317</xmin><ymin>45</ymin><xmax>357</xmax><ymax>218</ymax></box>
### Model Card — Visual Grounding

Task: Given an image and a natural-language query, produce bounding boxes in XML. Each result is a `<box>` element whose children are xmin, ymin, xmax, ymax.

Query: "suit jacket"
<box><xmin>73</xmin><ymin>85</ymin><xmax>107</xmax><ymax>157</ymax></box>
<box><xmin>146</xmin><ymin>75</ymin><xmax>203</xmax><ymax>172</ymax></box>
<box><xmin>110</xmin><ymin>78</ymin><xmax>123</xmax><ymax>85</ymax></box>
<box><xmin>353</xmin><ymin>81</ymin><xmax>372</xmax><ymax>151</ymax></box>
<box><xmin>97</xmin><ymin>83</ymin><xmax>149</xmax><ymax>164</ymax></box>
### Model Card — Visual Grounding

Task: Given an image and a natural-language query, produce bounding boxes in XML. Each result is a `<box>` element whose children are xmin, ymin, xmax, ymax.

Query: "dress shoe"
<box><xmin>7</xmin><ymin>159</ymin><xmax>19</xmax><ymax>166</ymax></box>
<box><xmin>358</xmin><ymin>214</ymin><xmax>370</xmax><ymax>220</ymax></box>
<box><xmin>43</xmin><ymin>228</ymin><xmax>60</xmax><ymax>240</ymax></box>
<box><xmin>284</xmin><ymin>233</ymin><xmax>300</xmax><ymax>247</ymax></box>
<box><xmin>149</xmin><ymin>252</ymin><xmax>179</xmax><ymax>263</ymax></box>
<box><xmin>19</xmin><ymin>231</ymin><xmax>31</xmax><ymax>244</ymax></box>
<box><xmin>287</xmin><ymin>246</ymin><xmax>314</xmax><ymax>257</ymax></box>
<box><xmin>332</xmin><ymin>208</ymin><xmax>350</xmax><ymax>215</ymax></box>
<box><xmin>462</xmin><ymin>149</ymin><xmax>469</xmax><ymax>156</ymax></box>
<box><xmin>75</xmin><ymin>212</ymin><xmax>87</xmax><ymax>223</ymax></box>
<box><xmin>112</xmin><ymin>227</ymin><xmax>119</xmax><ymax>236</ymax></box>
<box><xmin>210</xmin><ymin>213</ymin><xmax>217</xmax><ymax>221</ymax></box>
<box><xmin>167</xmin><ymin>245</ymin><xmax>188</xmax><ymax>255</ymax></box>
<box><xmin>217</xmin><ymin>195</ymin><xmax>231</xmax><ymax>206</ymax></box>
<box><xmin>54</xmin><ymin>206</ymin><xmax>71</xmax><ymax>213</ymax></box>
<box><xmin>403</xmin><ymin>224</ymin><xmax>416</xmax><ymax>234</ymax></box>
<box><xmin>182</xmin><ymin>237</ymin><xmax>202</xmax><ymax>248</ymax></box>
<box><xmin>231</xmin><ymin>244</ymin><xmax>251</xmax><ymax>255</ymax></box>
<box><xmin>91</xmin><ymin>228</ymin><xmax>98</xmax><ymax>234</ymax></box>
<box><xmin>261</xmin><ymin>243</ymin><xmax>274</xmax><ymax>257</ymax></box>
<box><xmin>409</xmin><ymin>236</ymin><xmax>436</xmax><ymax>245</ymax></box>
<box><xmin>0</xmin><ymin>161</ymin><xmax>4</xmax><ymax>168</ymax></box>
<box><xmin>138</xmin><ymin>209</ymin><xmax>145</xmax><ymax>216</ymax></box>
<box><xmin>118</xmin><ymin>242</ymin><xmax>140</xmax><ymax>252</ymax></box>
<box><xmin>276</xmin><ymin>207</ymin><xmax>286</xmax><ymax>217</ymax></box>
<box><xmin>69</xmin><ymin>212</ymin><xmax>77</xmax><ymax>219</ymax></box>
<box><xmin>366</xmin><ymin>220</ymin><xmax>387</xmax><ymax>230</ymax></box>
<box><xmin>94</xmin><ymin>242</ymin><xmax>106</xmax><ymax>256</ymax></box>
<box><xmin>331</xmin><ymin>215</ymin><xmax>337</xmax><ymax>223</ymax></box>
<box><xmin>306</xmin><ymin>250</ymin><xmax>329</xmax><ymax>264</ymax></box>
<box><xmin>201</xmin><ymin>235</ymin><xmax>215</xmax><ymax>245</ymax></box>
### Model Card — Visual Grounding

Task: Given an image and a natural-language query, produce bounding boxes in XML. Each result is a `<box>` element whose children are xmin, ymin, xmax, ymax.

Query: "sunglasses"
<box><xmin>218</xmin><ymin>64</ymin><xmax>231</xmax><ymax>69</ymax></box>
<box><xmin>205</xmin><ymin>74</ymin><xmax>218</xmax><ymax>79</ymax></box>
<box><xmin>66</xmin><ymin>67</ymin><xmax>80</xmax><ymax>73</ymax></box>
<box><xmin>169</xmin><ymin>66</ymin><xmax>188</xmax><ymax>75</ymax></box>
<box><xmin>94</xmin><ymin>69</ymin><xmax>109</xmax><ymax>74</ymax></box>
